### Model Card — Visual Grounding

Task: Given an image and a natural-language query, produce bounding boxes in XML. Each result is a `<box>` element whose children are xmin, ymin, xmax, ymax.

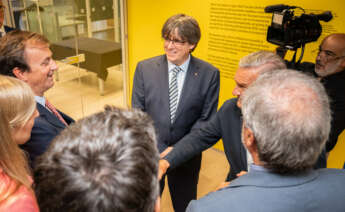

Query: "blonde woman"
<box><xmin>0</xmin><ymin>75</ymin><xmax>39</xmax><ymax>211</ymax></box>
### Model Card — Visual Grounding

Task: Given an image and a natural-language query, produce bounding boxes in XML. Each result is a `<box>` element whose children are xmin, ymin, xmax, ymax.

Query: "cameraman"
<box><xmin>313</xmin><ymin>33</ymin><xmax>345</xmax><ymax>154</ymax></box>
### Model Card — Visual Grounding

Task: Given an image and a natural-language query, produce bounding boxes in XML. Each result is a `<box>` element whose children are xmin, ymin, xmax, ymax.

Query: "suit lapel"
<box><xmin>157</xmin><ymin>56</ymin><xmax>171</xmax><ymax>123</ymax></box>
<box><xmin>36</xmin><ymin>103</ymin><xmax>66</xmax><ymax>129</ymax></box>
<box><xmin>174</xmin><ymin>56</ymin><xmax>199</xmax><ymax>121</ymax></box>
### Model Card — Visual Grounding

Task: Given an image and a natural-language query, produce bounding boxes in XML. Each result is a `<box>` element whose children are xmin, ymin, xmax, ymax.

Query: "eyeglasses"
<box><xmin>164</xmin><ymin>38</ymin><xmax>186</xmax><ymax>47</ymax></box>
<box><xmin>313</xmin><ymin>48</ymin><xmax>345</xmax><ymax>62</ymax></box>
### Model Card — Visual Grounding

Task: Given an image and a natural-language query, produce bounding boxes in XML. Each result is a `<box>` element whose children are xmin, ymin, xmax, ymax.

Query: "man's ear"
<box><xmin>189</xmin><ymin>44</ymin><xmax>196</xmax><ymax>52</ymax></box>
<box><xmin>243</xmin><ymin>126</ymin><xmax>255</xmax><ymax>149</ymax></box>
<box><xmin>12</xmin><ymin>67</ymin><xmax>28</xmax><ymax>82</ymax></box>
<box><xmin>340</xmin><ymin>58</ymin><xmax>345</xmax><ymax>70</ymax></box>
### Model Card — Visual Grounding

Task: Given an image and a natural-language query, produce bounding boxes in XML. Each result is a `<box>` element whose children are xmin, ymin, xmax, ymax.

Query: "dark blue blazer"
<box><xmin>165</xmin><ymin>97</ymin><xmax>327</xmax><ymax>180</ymax></box>
<box><xmin>20</xmin><ymin>103</ymin><xmax>74</xmax><ymax>167</ymax></box>
<box><xmin>165</xmin><ymin>98</ymin><xmax>245</xmax><ymax>180</ymax></box>
<box><xmin>4</xmin><ymin>25</ymin><xmax>15</xmax><ymax>33</ymax></box>
<box><xmin>132</xmin><ymin>55</ymin><xmax>220</xmax><ymax>153</ymax></box>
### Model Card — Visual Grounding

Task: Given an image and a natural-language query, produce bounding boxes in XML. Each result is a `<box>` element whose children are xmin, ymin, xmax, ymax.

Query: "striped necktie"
<box><xmin>45</xmin><ymin>100</ymin><xmax>68</xmax><ymax>126</ymax></box>
<box><xmin>169</xmin><ymin>67</ymin><xmax>181</xmax><ymax>123</ymax></box>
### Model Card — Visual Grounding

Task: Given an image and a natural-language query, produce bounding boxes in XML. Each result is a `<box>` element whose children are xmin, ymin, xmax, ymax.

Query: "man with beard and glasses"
<box><xmin>314</xmin><ymin>33</ymin><xmax>345</xmax><ymax>154</ymax></box>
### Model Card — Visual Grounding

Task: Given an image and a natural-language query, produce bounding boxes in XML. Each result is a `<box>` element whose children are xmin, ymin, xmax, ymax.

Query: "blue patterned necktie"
<box><xmin>169</xmin><ymin>67</ymin><xmax>181</xmax><ymax>123</ymax></box>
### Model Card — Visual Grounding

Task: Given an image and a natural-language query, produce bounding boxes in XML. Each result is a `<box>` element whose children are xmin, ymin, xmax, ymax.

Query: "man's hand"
<box><xmin>160</xmin><ymin>147</ymin><xmax>173</xmax><ymax>158</ymax></box>
<box><xmin>158</xmin><ymin>159</ymin><xmax>170</xmax><ymax>180</ymax></box>
<box><xmin>214</xmin><ymin>181</ymin><xmax>230</xmax><ymax>191</ymax></box>
<box><xmin>236</xmin><ymin>171</ymin><xmax>248</xmax><ymax>177</ymax></box>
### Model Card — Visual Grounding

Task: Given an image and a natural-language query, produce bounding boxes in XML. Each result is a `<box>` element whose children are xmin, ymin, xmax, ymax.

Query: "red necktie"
<box><xmin>45</xmin><ymin>100</ymin><xmax>68</xmax><ymax>126</ymax></box>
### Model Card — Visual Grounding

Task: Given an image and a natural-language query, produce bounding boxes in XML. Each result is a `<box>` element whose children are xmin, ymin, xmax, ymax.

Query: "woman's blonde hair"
<box><xmin>0</xmin><ymin>75</ymin><xmax>36</xmax><ymax>129</ymax></box>
<box><xmin>0</xmin><ymin>75</ymin><xmax>36</xmax><ymax>202</ymax></box>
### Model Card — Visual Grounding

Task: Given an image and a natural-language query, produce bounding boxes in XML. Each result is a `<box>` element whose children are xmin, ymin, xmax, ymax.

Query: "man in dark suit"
<box><xmin>187</xmin><ymin>70</ymin><xmax>345</xmax><ymax>212</ymax></box>
<box><xmin>0</xmin><ymin>30</ymin><xmax>74</xmax><ymax>167</ymax></box>
<box><xmin>159</xmin><ymin>51</ymin><xmax>286</xmax><ymax>184</ymax></box>
<box><xmin>132</xmin><ymin>14</ymin><xmax>220</xmax><ymax>212</ymax></box>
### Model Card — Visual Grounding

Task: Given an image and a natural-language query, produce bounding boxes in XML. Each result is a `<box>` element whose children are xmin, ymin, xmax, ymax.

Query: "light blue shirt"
<box><xmin>247</xmin><ymin>148</ymin><xmax>253</xmax><ymax>171</ymax></box>
<box><xmin>167</xmin><ymin>55</ymin><xmax>191</xmax><ymax>105</ymax></box>
<box><xmin>250</xmin><ymin>163</ymin><xmax>270</xmax><ymax>173</ymax></box>
<box><xmin>34</xmin><ymin>95</ymin><xmax>46</xmax><ymax>107</ymax></box>
<box><xmin>34</xmin><ymin>95</ymin><xmax>53</xmax><ymax>113</ymax></box>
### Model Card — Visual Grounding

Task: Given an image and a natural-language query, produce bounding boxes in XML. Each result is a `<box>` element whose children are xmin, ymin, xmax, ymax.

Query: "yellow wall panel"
<box><xmin>127</xmin><ymin>0</ymin><xmax>345</xmax><ymax>167</ymax></box>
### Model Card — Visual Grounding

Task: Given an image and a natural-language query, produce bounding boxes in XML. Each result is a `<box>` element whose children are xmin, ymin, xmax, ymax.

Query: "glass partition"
<box><xmin>8</xmin><ymin>0</ymin><xmax>125</xmax><ymax>120</ymax></box>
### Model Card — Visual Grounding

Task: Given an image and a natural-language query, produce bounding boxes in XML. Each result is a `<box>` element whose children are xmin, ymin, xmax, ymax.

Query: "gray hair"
<box><xmin>241</xmin><ymin>69</ymin><xmax>331</xmax><ymax>174</ymax></box>
<box><xmin>239</xmin><ymin>50</ymin><xmax>286</xmax><ymax>74</ymax></box>
<box><xmin>34</xmin><ymin>106</ymin><xmax>160</xmax><ymax>212</ymax></box>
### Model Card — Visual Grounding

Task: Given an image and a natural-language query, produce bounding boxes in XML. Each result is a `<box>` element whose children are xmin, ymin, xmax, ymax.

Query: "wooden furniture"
<box><xmin>51</xmin><ymin>37</ymin><xmax>122</xmax><ymax>95</ymax></box>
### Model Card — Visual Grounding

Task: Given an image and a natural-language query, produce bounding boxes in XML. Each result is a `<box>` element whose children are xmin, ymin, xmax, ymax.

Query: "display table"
<box><xmin>51</xmin><ymin>37</ymin><xmax>122</xmax><ymax>95</ymax></box>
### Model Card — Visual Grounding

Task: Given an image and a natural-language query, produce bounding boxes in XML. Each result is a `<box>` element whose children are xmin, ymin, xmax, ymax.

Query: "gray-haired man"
<box><xmin>187</xmin><ymin>69</ymin><xmax>345</xmax><ymax>212</ymax></box>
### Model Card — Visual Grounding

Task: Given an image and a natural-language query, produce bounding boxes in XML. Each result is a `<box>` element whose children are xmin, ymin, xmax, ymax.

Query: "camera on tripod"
<box><xmin>265</xmin><ymin>4</ymin><xmax>332</xmax><ymax>50</ymax></box>
<box><xmin>264</xmin><ymin>4</ymin><xmax>333</xmax><ymax>67</ymax></box>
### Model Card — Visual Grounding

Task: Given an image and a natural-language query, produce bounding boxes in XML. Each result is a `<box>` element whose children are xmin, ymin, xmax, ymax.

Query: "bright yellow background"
<box><xmin>127</xmin><ymin>0</ymin><xmax>345</xmax><ymax>168</ymax></box>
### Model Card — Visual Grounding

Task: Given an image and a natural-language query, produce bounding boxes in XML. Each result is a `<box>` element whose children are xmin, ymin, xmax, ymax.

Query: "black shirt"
<box><xmin>321</xmin><ymin>70</ymin><xmax>345</xmax><ymax>151</ymax></box>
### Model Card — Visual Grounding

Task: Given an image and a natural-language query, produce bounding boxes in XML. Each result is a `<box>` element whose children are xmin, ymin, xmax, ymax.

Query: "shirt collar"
<box><xmin>168</xmin><ymin>55</ymin><xmax>191</xmax><ymax>73</ymax></box>
<box><xmin>35</xmin><ymin>95</ymin><xmax>46</xmax><ymax>107</ymax></box>
<box><xmin>250</xmin><ymin>164</ymin><xmax>270</xmax><ymax>173</ymax></box>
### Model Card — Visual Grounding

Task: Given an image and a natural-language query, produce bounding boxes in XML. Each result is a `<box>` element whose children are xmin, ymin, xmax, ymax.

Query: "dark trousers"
<box><xmin>160</xmin><ymin>154</ymin><xmax>202</xmax><ymax>212</ymax></box>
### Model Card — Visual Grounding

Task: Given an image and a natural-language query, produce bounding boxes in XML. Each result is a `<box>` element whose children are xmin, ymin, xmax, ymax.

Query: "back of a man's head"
<box><xmin>34</xmin><ymin>106</ymin><xmax>160</xmax><ymax>212</ymax></box>
<box><xmin>241</xmin><ymin>69</ymin><xmax>331</xmax><ymax>174</ymax></box>
<box><xmin>239</xmin><ymin>50</ymin><xmax>287</xmax><ymax>73</ymax></box>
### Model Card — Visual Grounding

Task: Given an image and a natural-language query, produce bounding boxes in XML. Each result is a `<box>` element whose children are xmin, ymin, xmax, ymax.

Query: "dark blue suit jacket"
<box><xmin>165</xmin><ymin>97</ymin><xmax>327</xmax><ymax>180</ymax></box>
<box><xmin>4</xmin><ymin>25</ymin><xmax>15</xmax><ymax>33</ymax></box>
<box><xmin>165</xmin><ymin>98</ymin><xmax>245</xmax><ymax>180</ymax></box>
<box><xmin>20</xmin><ymin>103</ymin><xmax>74</xmax><ymax>167</ymax></box>
<box><xmin>132</xmin><ymin>55</ymin><xmax>220</xmax><ymax>153</ymax></box>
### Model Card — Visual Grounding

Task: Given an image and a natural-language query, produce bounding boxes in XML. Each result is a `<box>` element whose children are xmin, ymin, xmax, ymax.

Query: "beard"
<box><xmin>315</xmin><ymin>59</ymin><xmax>342</xmax><ymax>77</ymax></box>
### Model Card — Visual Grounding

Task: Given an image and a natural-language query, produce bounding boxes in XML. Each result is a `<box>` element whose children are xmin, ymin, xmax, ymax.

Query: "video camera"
<box><xmin>264</xmin><ymin>4</ymin><xmax>333</xmax><ymax>67</ymax></box>
<box><xmin>265</xmin><ymin>4</ymin><xmax>332</xmax><ymax>50</ymax></box>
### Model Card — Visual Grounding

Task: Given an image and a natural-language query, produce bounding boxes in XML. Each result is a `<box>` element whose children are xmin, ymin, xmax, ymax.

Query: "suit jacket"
<box><xmin>0</xmin><ymin>26</ymin><xmax>15</xmax><ymax>38</ymax></box>
<box><xmin>165</xmin><ymin>97</ymin><xmax>327</xmax><ymax>180</ymax></box>
<box><xmin>4</xmin><ymin>25</ymin><xmax>15</xmax><ymax>33</ymax></box>
<box><xmin>187</xmin><ymin>168</ymin><xmax>345</xmax><ymax>212</ymax></box>
<box><xmin>321</xmin><ymin>70</ymin><xmax>345</xmax><ymax>152</ymax></box>
<box><xmin>20</xmin><ymin>103</ymin><xmax>74</xmax><ymax>167</ymax></box>
<box><xmin>165</xmin><ymin>98</ymin><xmax>246</xmax><ymax>180</ymax></box>
<box><xmin>132</xmin><ymin>55</ymin><xmax>220</xmax><ymax>152</ymax></box>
